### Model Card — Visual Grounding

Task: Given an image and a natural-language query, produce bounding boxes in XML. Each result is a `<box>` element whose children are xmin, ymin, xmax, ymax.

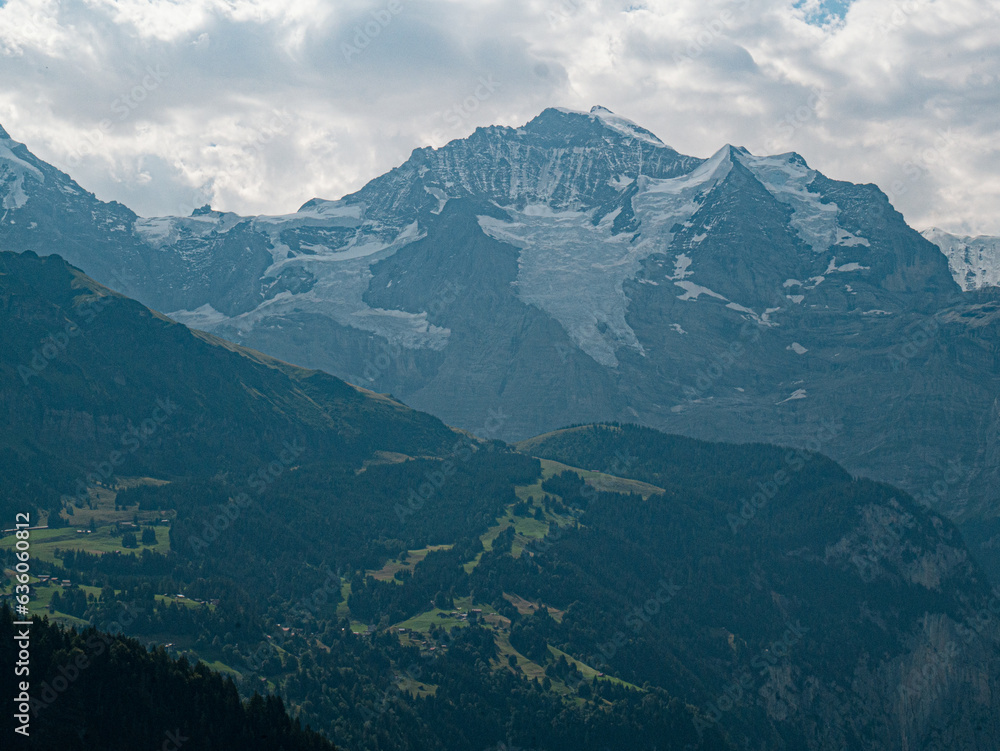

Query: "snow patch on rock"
<box><xmin>671</xmin><ymin>252</ymin><xmax>693</xmax><ymax>280</ymax></box>
<box><xmin>675</xmin><ymin>281</ymin><xmax>727</xmax><ymax>302</ymax></box>
<box><xmin>825</xmin><ymin>256</ymin><xmax>870</xmax><ymax>274</ymax></box>
<box><xmin>167</xmin><ymin>303</ymin><xmax>230</xmax><ymax>328</ymax></box>
<box><xmin>778</xmin><ymin>388</ymin><xmax>808</xmax><ymax>403</ymax></box>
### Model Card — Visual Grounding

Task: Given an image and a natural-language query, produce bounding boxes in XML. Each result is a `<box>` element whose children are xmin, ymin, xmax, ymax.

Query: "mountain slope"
<box><xmin>0</xmin><ymin>125</ymin><xmax>154</xmax><ymax>297</ymax></box>
<box><xmin>0</xmin><ymin>249</ymin><xmax>460</xmax><ymax>525</ymax></box>
<box><xmin>512</xmin><ymin>424</ymin><xmax>1000</xmax><ymax>750</ymax></box>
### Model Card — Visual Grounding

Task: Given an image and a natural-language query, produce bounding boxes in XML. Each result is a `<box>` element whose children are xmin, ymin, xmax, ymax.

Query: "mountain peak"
<box><xmin>700</xmin><ymin>143</ymin><xmax>753</xmax><ymax>170</ymax></box>
<box><xmin>0</xmin><ymin>123</ymin><xmax>9</xmax><ymax>140</ymax></box>
<box><xmin>537</xmin><ymin>106</ymin><xmax>671</xmax><ymax>149</ymax></box>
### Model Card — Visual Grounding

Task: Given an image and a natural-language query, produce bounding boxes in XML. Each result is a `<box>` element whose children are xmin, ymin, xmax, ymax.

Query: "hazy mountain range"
<box><xmin>3</xmin><ymin>109</ymin><xmax>999</xmax><ymax>578</ymax></box>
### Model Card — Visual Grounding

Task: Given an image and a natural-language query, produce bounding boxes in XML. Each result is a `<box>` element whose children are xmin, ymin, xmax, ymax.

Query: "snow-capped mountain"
<box><xmin>3</xmin><ymin>107</ymin><xmax>1000</xmax><ymax>576</ymax></box>
<box><xmin>99</xmin><ymin>106</ymin><xmax>957</xmax><ymax>375</ymax></box>
<box><xmin>922</xmin><ymin>227</ymin><xmax>1000</xmax><ymax>291</ymax></box>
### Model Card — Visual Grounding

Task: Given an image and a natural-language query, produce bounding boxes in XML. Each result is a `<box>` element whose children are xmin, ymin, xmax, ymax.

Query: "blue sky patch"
<box><xmin>796</xmin><ymin>0</ymin><xmax>855</xmax><ymax>25</ymax></box>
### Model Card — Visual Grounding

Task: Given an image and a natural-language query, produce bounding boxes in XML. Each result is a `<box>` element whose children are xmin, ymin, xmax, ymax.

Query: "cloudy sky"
<box><xmin>0</xmin><ymin>0</ymin><xmax>997</xmax><ymax>234</ymax></box>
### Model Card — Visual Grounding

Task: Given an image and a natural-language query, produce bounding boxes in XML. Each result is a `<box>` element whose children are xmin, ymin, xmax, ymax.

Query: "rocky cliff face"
<box><xmin>812</xmin><ymin>505</ymin><xmax>1000</xmax><ymax>751</ymax></box>
<box><xmin>3</xmin><ymin>108</ymin><xmax>1000</xmax><ymax>576</ymax></box>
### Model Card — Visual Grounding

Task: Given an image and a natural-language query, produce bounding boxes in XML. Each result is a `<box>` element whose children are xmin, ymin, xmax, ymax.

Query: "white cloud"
<box><xmin>0</xmin><ymin>0</ymin><xmax>997</xmax><ymax>234</ymax></box>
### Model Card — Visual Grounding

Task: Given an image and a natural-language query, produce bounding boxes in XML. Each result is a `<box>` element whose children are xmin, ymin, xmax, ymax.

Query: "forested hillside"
<box><xmin>0</xmin><ymin>603</ymin><xmax>336</xmax><ymax>750</ymax></box>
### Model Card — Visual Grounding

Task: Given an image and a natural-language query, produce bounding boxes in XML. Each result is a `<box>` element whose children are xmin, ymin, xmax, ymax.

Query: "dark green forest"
<box><xmin>0</xmin><ymin>603</ymin><xmax>335</xmax><ymax>750</ymax></box>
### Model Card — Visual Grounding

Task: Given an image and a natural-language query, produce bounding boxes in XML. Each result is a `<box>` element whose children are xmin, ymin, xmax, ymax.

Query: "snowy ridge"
<box><xmin>736</xmin><ymin>150</ymin><xmax>870</xmax><ymax>254</ymax></box>
<box><xmin>922</xmin><ymin>228</ymin><xmax>1000</xmax><ymax>291</ymax></box>
<box><xmin>135</xmin><ymin>211</ymin><xmax>246</xmax><ymax>247</ymax></box>
<box><xmin>585</xmin><ymin>105</ymin><xmax>669</xmax><ymax>148</ymax></box>
<box><xmin>0</xmin><ymin>129</ymin><xmax>45</xmax><ymax>210</ymax></box>
<box><xmin>342</xmin><ymin>105</ymin><xmax>699</xmax><ymax>226</ymax></box>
